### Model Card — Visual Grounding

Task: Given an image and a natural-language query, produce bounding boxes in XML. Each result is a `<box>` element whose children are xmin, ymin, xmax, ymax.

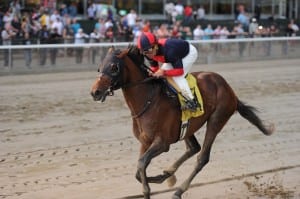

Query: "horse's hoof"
<box><xmin>172</xmin><ymin>189</ymin><xmax>183</xmax><ymax>199</ymax></box>
<box><xmin>167</xmin><ymin>175</ymin><xmax>177</xmax><ymax>187</ymax></box>
<box><xmin>143</xmin><ymin>192</ymin><xmax>150</xmax><ymax>199</ymax></box>
<box><xmin>172</xmin><ymin>194</ymin><xmax>181</xmax><ymax>199</ymax></box>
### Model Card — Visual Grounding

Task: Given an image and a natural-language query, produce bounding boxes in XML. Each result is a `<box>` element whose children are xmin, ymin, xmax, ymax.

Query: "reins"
<box><xmin>112</xmin><ymin>49</ymin><xmax>161</xmax><ymax>119</ymax></box>
<box><xmin>121</xmin><ymin>63</ymin><xmax>159</xmax><ymax>119</ymax></box>
<box><xmin>130</xmin><ymin>83</ymin><xmax>157</xmax><ymax>118</ymax></box>
<box><xmin>122</xmin><ymin>75</ymin><xmax>159</xmax><ymax>119</ymax></box>
<box><xmin>122</xmin><ymin>76</ymin><xmax>157</xmax><ymax>89</ymax></box>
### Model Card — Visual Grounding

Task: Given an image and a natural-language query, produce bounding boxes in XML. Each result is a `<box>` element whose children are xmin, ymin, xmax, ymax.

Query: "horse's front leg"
<box><xmin>137</xmin><ymin>135</ymin><xmax>201</xmax><ymax>186</ymax></box>
<box><xmin>136</xmin><ymin>139</ymin><xmax>168</xmax><ymax>199</ymax></box>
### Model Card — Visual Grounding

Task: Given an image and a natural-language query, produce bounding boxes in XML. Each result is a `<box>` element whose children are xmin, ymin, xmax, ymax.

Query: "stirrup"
<box><xmin>181</xmin><ymin>99</ymin><xmax>198</xmax><ymax>111</ymax></box>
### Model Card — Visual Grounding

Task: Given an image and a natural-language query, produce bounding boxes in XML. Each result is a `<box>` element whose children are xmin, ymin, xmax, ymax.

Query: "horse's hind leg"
<box><xmin>172</xmin><ymin>116</ymin><xmax>229</xmax><ymax>199</ymax></box>
<box><xmin>141</xmin><ymin>135</ymin><xmax>201</xmax><ymax>185</ymax></box>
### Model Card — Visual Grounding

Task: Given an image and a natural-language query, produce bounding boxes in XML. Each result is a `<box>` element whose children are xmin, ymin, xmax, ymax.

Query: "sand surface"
<box><xmin>0</xmin><ymin>59</ymin><xmax>299</xmax><ymax>199</ymax></box>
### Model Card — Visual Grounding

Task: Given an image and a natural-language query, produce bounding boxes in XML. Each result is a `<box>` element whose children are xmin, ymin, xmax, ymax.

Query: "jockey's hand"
<box><xmin>152</xmin><ymin>69</ymin><xmax>164</xmax><ymax>78</ymax></box>
<box><xmin>148</xmin><ymin>70</ymin><xmax>154</xmax><ymax>76</ymax></box>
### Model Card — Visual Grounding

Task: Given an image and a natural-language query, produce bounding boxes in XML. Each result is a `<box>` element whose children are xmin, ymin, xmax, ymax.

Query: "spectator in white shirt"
<box><xmin>104</xmin><ymin>19</ymin><xmax>113</xmax><ymax>29</ymax></box>
<box><xmin>89</xmin><ymin>28</ymin><xmax>101</xmax><ymax>64</ymax></box>
<box><xmin>219</xmin><ymin>26</ymin><xmax>230</xmax><ymax>54</ymax></box>
<box><xmin>51</xmin><ymin>17</ymin><xmax>64</xmax><ymax>36</ymax></box>
<box><xmin>10</xmin><ymin>0</ymin><xmax>21</xmax><ymax>18</ymax></box>
<box><xmin>50</xmin><ymin>10</ymin><xmax>61</xmax><ymax>24</ymax></box>
<box><xmin>87</xmin><ymin>3</ymin><xmax>96</xmax><ymax>20</ymax></box>
<box><xmin>74</xmin><ymin>28</ymin><xmax>89</xmax><ymax>63</ymax></box>
<box><xmin>175</xmin><ymin>2</ymin><xmax>184</xmax><ymax>16</ymax></box>
<box><xmin>126</xmin><ymin>9</ymin><xmax>137</xmax><ymax>28</ymax></box>
<box><xmin>197</xmin><ymin>5</ymin><xmax>205</xmax><ymax>20</ymax></box>
<box><xmin>164</xmin><ymin>2</ymin><xmax>175</xmax><ymax>24</ymax></box>
<box><xmin>1</xmin><ymin>23</ymin><xmax>16</xmax><ymax>67</ymax></box>
<box><xmin>75</xmin><ymin>28</ymin><xmax>89</xmax><ymax>44</ymax></box>
<box><xmin>3</xmin><ymin>10</ymin><xmax>13</xmax><ymax>24</ymax></box>
<box><xmin>220</xmin><ymin>26</ymin><xmax>230</xmax><ymax>39</ymax></box>
<box><xmin>193</xmin><ymin>24</ymin><xmax>204</xmax><ymax>40</ymax></box>
<box><xmin>249</xmin><ymin>18</ymin><xmax>258</xmax><ymax>38</ymax></box>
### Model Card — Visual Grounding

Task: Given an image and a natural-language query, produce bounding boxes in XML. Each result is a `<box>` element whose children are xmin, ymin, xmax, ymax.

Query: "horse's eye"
<box><xmin>97</xmin><ymin>68</ymin><xmax>100</xmax><ymax>73</ymax></box>
<box><xmin>111</xmin><ymin>63</ymin><xmax>119</xmax><ymax>74</ymax></box>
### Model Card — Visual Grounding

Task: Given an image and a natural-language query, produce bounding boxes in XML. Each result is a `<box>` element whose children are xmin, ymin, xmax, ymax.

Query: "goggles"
<box><xmin>142</xmin><ymin>47</ymin><xmax>154</xmax><ymax>55</ymax></box>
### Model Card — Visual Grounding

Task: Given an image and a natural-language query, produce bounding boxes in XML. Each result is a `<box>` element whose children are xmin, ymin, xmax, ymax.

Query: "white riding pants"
<box><xmin>161</xmin><ymin>44</ymin><xmax>198</xmax><ymax>99</ymax></box>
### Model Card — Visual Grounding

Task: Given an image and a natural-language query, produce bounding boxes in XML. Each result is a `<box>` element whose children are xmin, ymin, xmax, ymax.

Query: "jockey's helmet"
<box><xmin>137</xmin><ymin>32</ymin><xmax>157</xmax><ymax>52</ymax></box>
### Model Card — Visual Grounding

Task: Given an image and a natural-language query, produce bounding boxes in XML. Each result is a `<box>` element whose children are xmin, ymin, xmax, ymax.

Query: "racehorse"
<box><xmin>90</xmin><ymin>46</ymin><xmax>274</xmax><ymax>199</ymax></box>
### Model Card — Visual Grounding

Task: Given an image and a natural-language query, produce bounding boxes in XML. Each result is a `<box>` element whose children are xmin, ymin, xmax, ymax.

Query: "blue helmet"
<box><xmin>137</xmin><ymin>32</ymin><xmax>157</xmax><ymax>51</ymax></box>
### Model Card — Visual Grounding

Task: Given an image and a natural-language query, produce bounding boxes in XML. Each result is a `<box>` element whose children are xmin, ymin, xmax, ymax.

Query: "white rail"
<box><xmin>0</xmin><ymin>37</ymin><xmax>299</xmax><ymax>49</ymax></box>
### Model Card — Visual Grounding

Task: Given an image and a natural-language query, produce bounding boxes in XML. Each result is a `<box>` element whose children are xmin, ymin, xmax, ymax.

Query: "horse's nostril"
<box><xmin>94</xmin><ymin>90</ymin><xmax>100</xmax><ymax>96</ymax></box>
<box><xmin>91</xmin><ymin>90</ymin><xmax>102</xmax><ymax>101</ymax></box>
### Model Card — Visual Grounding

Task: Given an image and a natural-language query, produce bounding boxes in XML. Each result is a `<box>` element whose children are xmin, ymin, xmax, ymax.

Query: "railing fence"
<box><xmin>0</xmin><ymin>37</ymin><xmax>299</xmax><ymax>75</ymax></box>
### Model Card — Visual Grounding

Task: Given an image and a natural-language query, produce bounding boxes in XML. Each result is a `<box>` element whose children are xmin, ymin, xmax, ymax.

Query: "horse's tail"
<box><xmin>237</xmin><ymin>99</ymin><xmax>274</xmax><ymax>136</ymax></box>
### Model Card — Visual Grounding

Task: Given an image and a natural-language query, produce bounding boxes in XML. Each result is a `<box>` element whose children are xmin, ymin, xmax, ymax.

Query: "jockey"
<box><xmin>137</xmin><ymin>31</ymin><xmax>199</xmax><ymax>111</ymax></box>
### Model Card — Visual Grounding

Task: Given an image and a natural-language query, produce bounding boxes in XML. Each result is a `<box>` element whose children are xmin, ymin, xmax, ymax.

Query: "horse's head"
<box><xmin>90</xmin><ymin>45</ymin><xmax>147</xmax><ymax>102</ymax></box>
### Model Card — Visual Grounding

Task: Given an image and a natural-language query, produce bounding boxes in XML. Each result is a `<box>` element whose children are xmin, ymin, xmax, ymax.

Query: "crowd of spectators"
<box><xmin>0</xmin><ymin>0</ymin><xmax>299</xmax><ymax>68</ymax></box>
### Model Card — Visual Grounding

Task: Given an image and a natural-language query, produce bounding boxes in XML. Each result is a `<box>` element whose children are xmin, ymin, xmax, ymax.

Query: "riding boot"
<box><xmin>182</xmin><ymin>98</ymin><xmax>198</xmax><ymax>111</ymax></box>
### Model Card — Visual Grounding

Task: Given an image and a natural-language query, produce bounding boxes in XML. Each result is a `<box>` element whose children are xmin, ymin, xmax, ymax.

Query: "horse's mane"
<box><xmin>126</xmin><ymin>45</ymin><xmax>149</xmax><ymax>78</ymax></box>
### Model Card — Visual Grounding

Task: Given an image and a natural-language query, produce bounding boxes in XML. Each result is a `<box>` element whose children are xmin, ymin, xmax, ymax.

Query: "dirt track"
<box><xmin>0</xmin><ymin>59</ymin><xmax>299</xmax><ymax>199</ymax></box>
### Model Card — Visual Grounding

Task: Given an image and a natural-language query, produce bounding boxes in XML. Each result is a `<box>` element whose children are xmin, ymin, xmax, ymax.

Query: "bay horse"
<box><xmin>90</xmin><ymin>46</ymin><xmax>274</xmax><ymax>199</ymax></box>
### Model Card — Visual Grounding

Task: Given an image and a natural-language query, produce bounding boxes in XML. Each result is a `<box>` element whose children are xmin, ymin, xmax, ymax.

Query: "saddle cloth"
<box><xmin>167</xmin><ymin>74</ymin><xmax>205</xmax><ymax>122</ymax></box>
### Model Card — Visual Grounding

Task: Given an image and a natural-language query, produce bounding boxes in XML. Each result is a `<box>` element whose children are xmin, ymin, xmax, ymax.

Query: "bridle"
<box><xmin>99</xmin><ymin>50</ymin><xmax>159</xmax><ymax>118</ymax></box>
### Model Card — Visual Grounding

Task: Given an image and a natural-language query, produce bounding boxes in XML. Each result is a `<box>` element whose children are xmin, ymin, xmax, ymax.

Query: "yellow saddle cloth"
<box><xmin>167</xmin><ymin>74</ymin><xmax>205</xmax><ymax>122</ymax></box>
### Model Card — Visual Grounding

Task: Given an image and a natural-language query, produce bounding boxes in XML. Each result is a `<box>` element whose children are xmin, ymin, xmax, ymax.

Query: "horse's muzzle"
<box><xmin>91</xmin><ymin>89</ymin><xmax>110</xmax><ymax>102</ymax></box>
<box><xmin>91</xmin><ymin>90</ymin><xmax>103</xmax><ymax>101</ymax></box>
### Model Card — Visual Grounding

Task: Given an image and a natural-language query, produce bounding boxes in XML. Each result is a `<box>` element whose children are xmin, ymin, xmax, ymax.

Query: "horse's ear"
<box><xmin>128</xmin><ymin>45</ymin><xmax>137</xmax><ymax>55</ymax></box>
<box><xmin>116</xmin><ymin>49</ymin><xmax>129</xmax><ymax>58</ymax></box>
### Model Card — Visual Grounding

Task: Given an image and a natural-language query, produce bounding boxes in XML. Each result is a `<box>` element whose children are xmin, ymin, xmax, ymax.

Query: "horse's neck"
<box><xmin>121</xmin><ymin>56</ymin><xmax>154</xmax><ymax>116</ymax></box>
<box><xmin>122</xmin><ymin>81</ymin><xmax>156</xmax><ymax>120</ymax></box>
